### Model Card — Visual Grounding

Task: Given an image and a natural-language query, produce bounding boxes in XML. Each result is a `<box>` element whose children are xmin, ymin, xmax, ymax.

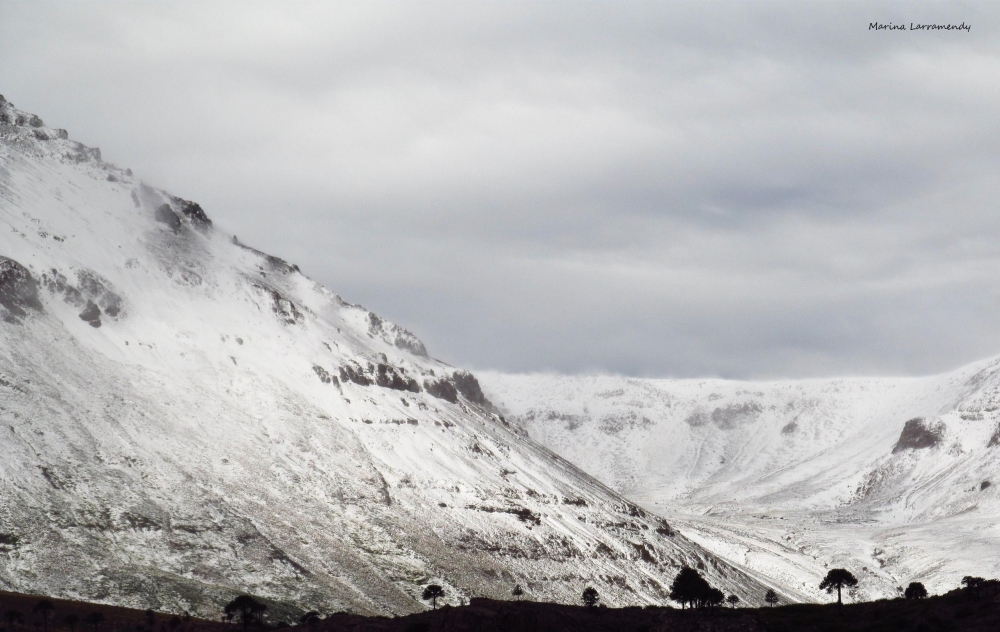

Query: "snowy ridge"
<box><xmin>480</xmin><ymin>359</ymin><xmax>1000</xmax><ymax>602</ymax></box>
<box><xmin>0</xmin><ymin>96</ymin><xmax>778</xmax><ymax>616</ymax></box>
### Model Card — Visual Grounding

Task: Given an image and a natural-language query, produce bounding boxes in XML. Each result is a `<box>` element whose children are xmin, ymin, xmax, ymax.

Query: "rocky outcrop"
<box><xmin>893</xmin><ymin>417</ymin><xmax>945</xmax><ymax>453</ymax></box>
<box><xmin>0</xmin><ymin>256</ymin><xmax>43</xmax><ymax>322</ymax></box>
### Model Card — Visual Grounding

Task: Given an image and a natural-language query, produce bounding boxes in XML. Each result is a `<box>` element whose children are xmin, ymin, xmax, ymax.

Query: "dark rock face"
<box><xmin>893</xmin><ymin>417</ymin><xmax>944</xmax><ymax>453</ymax></box>
<box><xmin>41</xmin><ymin>268</ymin><xmax>125</xmax><ymax>321</ymax></box>
<box><xmin>76</xmin><ymin>269</ymin><xmax>123</xmax><ymax>317</ymax></box>
<box><xmin>452</xmin><ymin>371</ymin><xmax>493</xmax><ymax>409</ymax></box>
<box><xmin>169</xmin><ymin>196</ymin><xmax>213</xmax><ymax>231</ymax></box>
<box><xmin>374</xmin><ymin>364</ymin><xmax>420</xmax><ymax>393</ymax></box>
<box><xmin>394</xmin><ymin>335</ymin><xmax>427</xmax><ymax>357</ymax></box>
<box><xmin>337</xmin><ymin>362</ymin><xmax>421</xmax><ymax>393</ymax></box>
<box><xmin>78</xmin><ymin>300</ymin><xmax>102</xmax><ymax>328</ymax></box>
<box><xmin>339</xmin><ymin>363</ymin><xmax>374</xmax><ymax>387</ymax></box>
<box><xmin>0</xmin><ymin>256</ymin><xmax>44</xmax><ymax>322</ymax></box>
<box><xmin>154</xmin><ymin>204</ymin><xmax>182</xmax><ymax>232</ymax></box>
<box><xmin>313</xmin><ymin>365</ymin><xmax>339</xmax><ymax>386</ymax></box>
<box><xmin>425</xmin><ymin>378</ymin><xmax>459</xmax><ymax>404</ymax></box>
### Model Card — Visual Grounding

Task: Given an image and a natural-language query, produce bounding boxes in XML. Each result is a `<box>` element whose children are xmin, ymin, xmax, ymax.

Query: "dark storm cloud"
<box><xmin>1</xmin><ymin>1</ymin><xmax>998</xmax><ymax>377</ymax></box>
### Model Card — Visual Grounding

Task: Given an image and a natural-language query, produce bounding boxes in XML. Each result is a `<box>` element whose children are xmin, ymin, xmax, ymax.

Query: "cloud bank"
<box><xmin>2</xmin><ymin>1</ymin><xmax>998</xmax><ymax>378</ymax></box>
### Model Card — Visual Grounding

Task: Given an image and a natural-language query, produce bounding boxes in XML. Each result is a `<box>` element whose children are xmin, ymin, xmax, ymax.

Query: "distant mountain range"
<box><xmin>480</xmin><ymin>358</ymin><xmax>1000</xmax><ymax>602</ymax></box>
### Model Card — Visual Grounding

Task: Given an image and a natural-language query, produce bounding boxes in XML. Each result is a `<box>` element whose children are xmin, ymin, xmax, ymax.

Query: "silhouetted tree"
<box><xmin>225</xmin><ymin>596</ymin><xmax>262</xmax><ymax>631</ymax></box>
<box><xmin>764</xmin><ymin>590</ymin><xmax>779</xmax><ymax>608</ymax></box>
<box><xmin>33</xmin><ymin>601</ymin><xmax>54</xmax><ymax>632</ymax></box>
<box><xmin>705</xmin><ymin>588</ymin><xmax>725</xmax><ymax>608</ymax></box>
<box><xmin>83</xmin><ymin>612</ymin><xmax>104</xmax><ymax>632</ymax></box>
<box><xmin>581</xmin><ymin>587</ymin><xmax>599</xmax><ymax>608</ymax></box>
<box><xmin>726</xmin><ymin>594</ymin><xmax>739</xmax><ymax>608</ymax></box>
<box><xmin>422</xmin><ymin>585</ymin><xmax>445</xmax><ymax>610</ymax></box>
<box><xmin>904</xmin><ymin>582</ymin><xmax>928</xmax><ymax>600</ymax></box>
<box><xmin>820</xmin><ymin>569</ymin><xmax>858</xmax><ymax>605</ymax></box>
<box><xmin>250</xmin><ymin>602</ymin><xmax>267</xmax><ymax>626</ymax></box>
<box><xmin>669</xmin><ymin>566</ymin><xmax>713</xmax><ymax>609</ymax></box>
<box><xmin>65</xmin><ymin>614</ymin><xmax>79</xmax><ymax>632</ymax></box>
<box><xmin>512</xmin><ymin>585</ymin><xmax>523</xmax><ymax>601</ymax></box>
<box><xmin>962</xmin><ymin>576</ymin><xmax>986</xmax><ymax>600</ymax></box>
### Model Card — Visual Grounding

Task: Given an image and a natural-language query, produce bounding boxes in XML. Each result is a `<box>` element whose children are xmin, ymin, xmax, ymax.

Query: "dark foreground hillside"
<box><xmin>0</xmin><ymin>590</ymin><xmax>228</xmax><ymax>632</ymax></box>
<box><xmin>1</xmin><ymin>587</ymin><xmax>999</xmax><ymax>632</ymax></box>
<box><xmin>322</xmin><ymin>592</ymin><xmax>1000</xmax><ymax>632</ymax></box>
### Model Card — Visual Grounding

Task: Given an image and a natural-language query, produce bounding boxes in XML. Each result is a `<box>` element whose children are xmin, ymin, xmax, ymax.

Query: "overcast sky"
<box><xmin>2</xmin><ymin>1</ymin><xmax>998</xmax><ymax>378</ymax></box>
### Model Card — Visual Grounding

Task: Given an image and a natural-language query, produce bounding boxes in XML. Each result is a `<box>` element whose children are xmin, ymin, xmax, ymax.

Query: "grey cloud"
<box><xmin>1</xmin><ymin>0</ymin><xmax>999</xmax><ymax>378</ymax></box>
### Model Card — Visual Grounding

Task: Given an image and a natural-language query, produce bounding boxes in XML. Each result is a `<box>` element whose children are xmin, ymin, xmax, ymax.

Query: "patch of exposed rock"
<box><xmin>0</xmin><ymin>256</ymin><xmax>43</xmax><ymax>322</ymax></box>
<box><xmin>893</xmin><ymin>417</ymin><xmax>944</xmax><ymax>453</ymax></box>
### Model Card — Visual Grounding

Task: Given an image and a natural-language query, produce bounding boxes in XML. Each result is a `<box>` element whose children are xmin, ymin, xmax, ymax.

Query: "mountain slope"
<box><xmin>0</xmin><ymin>96</ymin><xmax>778</xmax><ymax>616</ymax></box>
<box><xmin>480</xmin><ymin>359</ymin><xmax>1000</xmax><ymax>601</ymax></box>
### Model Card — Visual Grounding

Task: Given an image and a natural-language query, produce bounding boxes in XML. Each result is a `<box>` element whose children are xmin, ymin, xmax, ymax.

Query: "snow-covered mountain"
<box><xmin>480</xmin><ymin>360</ymin><xmax>1000</xmax><ymax>603</ymax></box>
<box><xmin>0</xmin><ymin>96</ymin><xmax>784</xmax><ymax>617</ymax></box>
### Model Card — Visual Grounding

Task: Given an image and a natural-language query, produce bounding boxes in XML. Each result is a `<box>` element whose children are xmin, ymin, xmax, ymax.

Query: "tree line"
<box><xmin>410</xmin><ymin>570</ymin><xmax>996</xmax><ymax>613</ymax></box>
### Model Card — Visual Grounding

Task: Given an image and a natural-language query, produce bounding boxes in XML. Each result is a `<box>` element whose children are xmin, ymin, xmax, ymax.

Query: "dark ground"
<box><xmin>322</xmin><ymin>588</ymin><xmax>1000</xmax><ymax>632</ymax></box>
<box><xmin>1</xmin><ymin>585</ymin><xmax>999</xmax><ymax>632</ymax></box>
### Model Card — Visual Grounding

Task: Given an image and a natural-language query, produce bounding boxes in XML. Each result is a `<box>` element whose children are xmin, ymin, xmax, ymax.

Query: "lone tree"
<box><xmin>422</xmin><ymin>585</ymin><xmax>446</xmax><ymax>610</ymax></box>
<box><xmin>33</xmin><ymin>601</ymin><xmax>54</xmax><ymax>632</ymax></box>
<box><xmin>726</xmin><ymin>594</ymin><xmax>740</xmax><ymax>608</ymax></box>
<box><xmin>962</xmin><ymin>576</ymin><xmax>986</xmax><ymax>600</ymax></box>
<box><xmin>64</xmin><ymin>614</ymin><xmax>79</xmax><ymax>632</ymax></box>
<box><xmin>820</xmin><ymin>569</ymin><xmax>858</xmax><ymax>605</ymax></box>
<box><xmin>224</xmin><ymin>596</ymin><xmax>262</xmax><ymax>631</ymax></box>
<box><xmin>581</xmin><ymin>587</ymin><xmax>599</xmax><ymax>608</ymax></box>
<box><xmin>512</xmin><ymin>585</ymin><xmax>524</xmax><ymax>601</ymax></box>
<box><xmin>764</xmin><ymin>590</ymin><xmax>779</xmax><ymax>608</ymax></box>
<box><xmin>669</xmin><ymin>566</ymin><xmax>719</xmax><ymax>609</ymax></box>
<box><xmin>904</xmin><ymin>582</ymin><xmax>928</xmax><ymax>600</ymax></box>
<box><xmin>83</xmin><ymin>612</ymin><xmax>104</xmax><ymax>632</ymax></box>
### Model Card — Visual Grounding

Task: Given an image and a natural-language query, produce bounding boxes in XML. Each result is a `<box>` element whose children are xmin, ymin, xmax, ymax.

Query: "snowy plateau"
<box><xmin>0</xmin><ymin>97</ymin><xmax>780</xmax><ymax>618</ymax></box>
<box><xmin>480</xmin><ymin>359</ymin><xmax>1000</xmax><ymax>605</ymax></box>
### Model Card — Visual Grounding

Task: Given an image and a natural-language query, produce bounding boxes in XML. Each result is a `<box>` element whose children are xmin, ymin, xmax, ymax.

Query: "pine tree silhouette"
<box><xmin>422</xmin><ymin>585</ymin><xmax>445</xmax><ymax>610</ymax></box>
<box><xmin>820</xmin><ymin>569</ymin><xmax>858</xmax><ymax>605</ymax></box>
<box><xmin>33</xmin><ymin>601</ymin><xmax>54</xmax><ymax>632</ymax></box>
<box><xmin>764</xmin><ymin>590</ymin><xmax>779</xmax><ymax>608</ymax></box>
